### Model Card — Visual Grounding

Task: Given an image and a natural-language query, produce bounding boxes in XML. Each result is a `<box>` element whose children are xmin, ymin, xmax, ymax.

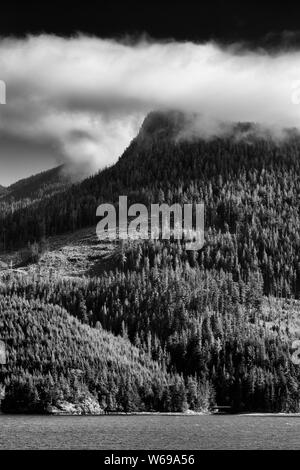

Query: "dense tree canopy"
<box><xmin>0</xmin><ymin>112</ymin><xmax>299</xmax><ymax>412</ymax></box>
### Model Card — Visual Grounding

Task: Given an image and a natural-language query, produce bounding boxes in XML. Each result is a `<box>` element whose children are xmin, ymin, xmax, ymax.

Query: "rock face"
<box><xmin>48</xmin><ymin>397</ymin><xmax>104</xmax><ymax>415</ymax></box>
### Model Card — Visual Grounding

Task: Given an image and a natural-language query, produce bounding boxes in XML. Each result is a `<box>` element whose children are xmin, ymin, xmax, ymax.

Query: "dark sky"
<box><xmin>0</xmin><ymin>1</ymin><xmax>299</xmax><ymax>46</ymax></box>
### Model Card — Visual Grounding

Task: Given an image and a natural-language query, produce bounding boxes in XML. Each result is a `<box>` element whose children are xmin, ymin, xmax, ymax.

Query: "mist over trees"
<box><xmin>0</xmin><ymin>112</ymin><xmax>300</xmax><ymax>412</ymax></box>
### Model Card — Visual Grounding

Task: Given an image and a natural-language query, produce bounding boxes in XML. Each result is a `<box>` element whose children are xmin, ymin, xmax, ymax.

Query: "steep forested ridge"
<box><xmin>2</xmin><ymin>165</ymin><xmax>69</xmax><ymax>202</ymax></box>
<box><xmin>2</xmin><ymin>112</ymin><xmax>300</xmax><ymax>298</ymax></box>
<box><xmin>0</xmin><ymin>293</ymin><xmax>206</xmax><ymax>413</ymax></box>
<box><xmin>0</xmin><ymin>111</ymin><xmax>300</xmax><ymax>413</ymax></box>
<box><xmin>0</xmin><ymin>165</ymin><xmax>72</xmax><ymax>248</ymax></box>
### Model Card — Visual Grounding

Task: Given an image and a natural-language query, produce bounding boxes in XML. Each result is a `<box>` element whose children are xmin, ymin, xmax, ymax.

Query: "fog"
<box><xmin>0</xmin><ymin>35</ymin><xmax>300</xmax><ymax>183</ymax></box>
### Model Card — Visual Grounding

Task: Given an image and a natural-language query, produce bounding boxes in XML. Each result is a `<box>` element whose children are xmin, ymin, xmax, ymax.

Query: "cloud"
<box><xmin>1</xmin><ymin>34</ymin><xmax>300</xmax><ymax>181</ymax></box>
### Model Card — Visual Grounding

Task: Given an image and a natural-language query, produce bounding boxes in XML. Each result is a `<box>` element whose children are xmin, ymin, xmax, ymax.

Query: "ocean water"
<box><xmin>0</xmin><ymin>414</ymin><xmax>299</xmax><ymax>450</ymax></box>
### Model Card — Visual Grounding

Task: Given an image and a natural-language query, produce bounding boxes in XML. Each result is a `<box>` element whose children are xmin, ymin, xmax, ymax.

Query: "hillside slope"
<box><xmin>0</xmin><ymin>293</ymin><xmax>201</xmax><ymax>413</ymax></box>
<box><xmin>0</xmin><ymin>226</ymin><xmax>117</xmax><ymax>277</ymax></box>
<box><xmin>0</xmin><ymin>165</ymin><xmax>70</xmax><ymax>203</ymax></box>
<box><xmin>1</xmin><ymin>111</ymin><xmax>300</xmax><ymax>298</ymax></box>
<box><xmin>1</xmin><ymin>111</ymin><xmax>300</xmax><ymax>413</ymax></box>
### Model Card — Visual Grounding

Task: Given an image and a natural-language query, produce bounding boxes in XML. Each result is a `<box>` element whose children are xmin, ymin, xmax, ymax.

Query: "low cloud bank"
<box><xmin>1</xmin><ymin>35</ymin><xmax>300</xmax><ymax>178</ymax></box>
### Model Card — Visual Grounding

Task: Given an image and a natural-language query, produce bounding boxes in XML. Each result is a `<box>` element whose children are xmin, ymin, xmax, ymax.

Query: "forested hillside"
<box><xmin>0</xmin><ymin>111</ymin><xmax>300</xmax><ymax>413</ymax></box>
<box><xmin>1</xmin><ymin>262</ymin><xmax>299</xmax><ymax>412</ymax></box>
<box><xmin>0</xmin><ymin>165</ymin><xmax>72</xmax><ymax>245</ymax></box>
<box><xmin>2</xmin><ymin>112</ymin><xmax>300</xmax><ymax>298</ymax></box>
<box><xmin>0</xmin><ymin>293</ymin><xmax>210</xmax><ymax>413</ymax></box>
<box><xmin>2</xmin><ymin>165</ymin><xmax>69</xmax><ymax>202</ymax></box>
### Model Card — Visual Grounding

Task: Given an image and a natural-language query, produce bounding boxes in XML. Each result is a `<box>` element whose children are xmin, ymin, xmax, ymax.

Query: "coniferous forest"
<box><xmin>0</xmin><ymin>111</ymin><xmax>300</xmax><ymax>413</ymax></box>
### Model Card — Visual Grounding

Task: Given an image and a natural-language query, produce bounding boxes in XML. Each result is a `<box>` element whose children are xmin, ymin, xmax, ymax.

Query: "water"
<box><xmin>0</xmin><ymin>414</ymin><xmax>299</xmax><ymax>449</ymax></box>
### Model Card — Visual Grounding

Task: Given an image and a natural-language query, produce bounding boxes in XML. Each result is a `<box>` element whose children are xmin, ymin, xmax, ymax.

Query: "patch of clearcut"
<box><xmin>0</xmin><ymin>226</ymin><xmax>117</xmax><ymax>278</ymax></box>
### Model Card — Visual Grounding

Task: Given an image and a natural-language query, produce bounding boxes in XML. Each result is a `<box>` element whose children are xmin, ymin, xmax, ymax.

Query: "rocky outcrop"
<box><xmin>48</xmin><ymin>397</ymin><xmax>104</xmax><ymax>416</ymax></box>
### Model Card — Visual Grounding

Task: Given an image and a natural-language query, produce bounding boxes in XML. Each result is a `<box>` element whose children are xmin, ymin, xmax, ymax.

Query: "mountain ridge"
<box><xmin>0</xmin><ymin>164</ymin><xmax>70</xmax><ymax>203</ymax></box>
<box><xmin>1</xmin><ymin>110</ymin><xmax>300</xmax><ymax>413</ymax></box>
<box><xmin>2</xmin><ymin>110</ymin><xmax>298</xmax><ymax>207</ymax></box>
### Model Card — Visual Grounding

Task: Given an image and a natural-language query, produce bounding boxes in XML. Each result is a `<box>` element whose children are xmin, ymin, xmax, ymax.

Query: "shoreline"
<box><xmin>1</xmin><ymin>411</ymin><xmax>300</xmax><ymax>417</ymax></box>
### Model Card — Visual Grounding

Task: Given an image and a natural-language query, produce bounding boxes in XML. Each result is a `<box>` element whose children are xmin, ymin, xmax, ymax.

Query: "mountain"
<box><xmin>0</xmin><ymin>293</ymin><xmax>198</xmax><ymax>413</ymax></box>
<box><xmin>1</xmin><ymin>111</ymin><xmax>300</xmax><ymax>413</ymax></box>
<box><xmin>1</xmin><ymin>164</ymin><xmax>71</xmax><ymax>203</ymax></box>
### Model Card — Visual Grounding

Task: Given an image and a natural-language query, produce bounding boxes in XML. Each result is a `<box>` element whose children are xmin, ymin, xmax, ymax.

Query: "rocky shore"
<box><xmin>47</xmin><ymin>397</ymin><xmax>104</xmax><ymax>415</ymax></box>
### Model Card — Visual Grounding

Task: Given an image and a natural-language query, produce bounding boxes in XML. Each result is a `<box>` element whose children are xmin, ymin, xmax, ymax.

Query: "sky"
<box><xmin>1</xmin><ymin>1</ymin><xmax>300</xmax><ymax>186</ymax></box>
